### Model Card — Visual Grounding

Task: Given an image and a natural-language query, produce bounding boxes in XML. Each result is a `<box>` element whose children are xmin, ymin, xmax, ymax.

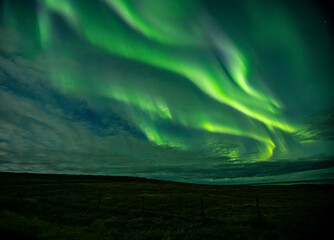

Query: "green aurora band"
<box><xmin>2</xmin><ymin>0</ymin><xmax>312</xmax><ymax>161</ymax></box>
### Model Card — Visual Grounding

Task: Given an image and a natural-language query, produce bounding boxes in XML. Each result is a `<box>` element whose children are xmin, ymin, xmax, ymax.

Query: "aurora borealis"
<box><xmin>0</xmin><ymin>0</ymin><xmax>333</xmax><ymax>184</ymax></box>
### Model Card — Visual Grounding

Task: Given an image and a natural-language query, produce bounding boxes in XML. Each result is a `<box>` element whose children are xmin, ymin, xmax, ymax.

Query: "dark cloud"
<box><xmin>0</xmin><ymin>52</ymin><xmax>145</xmax><ymax>139</ymax></box>
<box><xmin>294</xmin><ymin>109</ymin><xmax>334</xmax><ymax>142</ymax></box>
<box><xmin>114</xmin><ymin>154</ymin><xmax>334</xmax><ymax>178</ymax></box>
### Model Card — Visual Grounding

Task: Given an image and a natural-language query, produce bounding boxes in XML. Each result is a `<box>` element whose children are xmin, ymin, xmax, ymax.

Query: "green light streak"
<box><xmin>105</xmin><ymin>87</ymin><xmax>173</xmax><ymax>120</ymax></box>
<box><xmin>104</xmin><ymin>0</ymin><xmax>201</xmax><ymax>46</ymax></box>
<box><xmin>42</xmin><ymin>0</ymin><xmax>295</xmax><ymax>132</ymax></box>
<box><xmin>43</xmin><ymin>0</ymin><xmax>78</xmax><ymax>25</ymax></box>
<box><xmin>27</xmin><ymin>0</ymin><xmax>306</xmax><ymax>160</ymax></box>
<box><xmin>37</xmin><ymin>5</ymin><xmax>52</xmax><ymax>49</ymax></box>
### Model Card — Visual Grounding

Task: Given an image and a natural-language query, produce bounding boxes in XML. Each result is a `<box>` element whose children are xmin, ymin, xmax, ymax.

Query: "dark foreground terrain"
<box><xmin>0</xmin><ymin>173</ymin><xmax>333</xmax><ymax>240</ymax></box>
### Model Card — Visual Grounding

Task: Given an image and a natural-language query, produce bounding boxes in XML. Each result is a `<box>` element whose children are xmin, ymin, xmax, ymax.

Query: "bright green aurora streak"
<box><xmin>3</xmin><ymin>0</ymin><xmax>308</xmax><ymax>161</ymax></box>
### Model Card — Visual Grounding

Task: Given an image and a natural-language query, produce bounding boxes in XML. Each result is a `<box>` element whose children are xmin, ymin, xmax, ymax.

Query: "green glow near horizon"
<box><xmin>3</xmin><ymin>0</ymin><xmax>308</xmax><ymax>161</ymax></box>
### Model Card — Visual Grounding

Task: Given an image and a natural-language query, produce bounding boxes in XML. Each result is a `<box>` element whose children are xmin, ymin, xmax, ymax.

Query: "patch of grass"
<box><xmin>0</xmin><ymin>172</ymin><xmax>333</xmax><ymax>239</ymax></box>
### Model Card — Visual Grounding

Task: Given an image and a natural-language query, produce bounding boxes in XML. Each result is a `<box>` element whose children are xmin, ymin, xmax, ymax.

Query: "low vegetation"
<box><xmin>0</xmin><ymin>172</ymin><xmax>333</xmax><ymax>239</ymax></box>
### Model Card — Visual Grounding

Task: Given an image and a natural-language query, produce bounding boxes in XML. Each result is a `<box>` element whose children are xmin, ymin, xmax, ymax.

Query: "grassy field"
<box><xmin>0</xmin><ymin>172</ymin><xmax>333</xmax><ymax>240</ymax></box>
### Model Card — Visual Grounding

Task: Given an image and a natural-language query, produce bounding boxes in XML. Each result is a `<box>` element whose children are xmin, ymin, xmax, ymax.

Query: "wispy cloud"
<box><xmin>294</xmin><ymin>109</ymin><xmax>334</xmax><ymax>142</ymax></box>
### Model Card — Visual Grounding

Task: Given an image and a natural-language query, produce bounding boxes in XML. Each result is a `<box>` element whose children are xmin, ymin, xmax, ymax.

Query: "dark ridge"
<box><xmin>0</xmin><ymin>171</ymin><xmax>165</xmax><ymax>184</ymax></box>
<box><xmin>1</xmin><ymin>172</ymin><xmax>333</xmax><ymax>187</ymax></box>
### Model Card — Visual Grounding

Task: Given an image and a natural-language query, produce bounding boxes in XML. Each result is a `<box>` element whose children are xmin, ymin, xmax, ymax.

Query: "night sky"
<box><xmin>0</xmin><ymin>0</ymin><xmax>333</xmax><ymax>184</ymax></box>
